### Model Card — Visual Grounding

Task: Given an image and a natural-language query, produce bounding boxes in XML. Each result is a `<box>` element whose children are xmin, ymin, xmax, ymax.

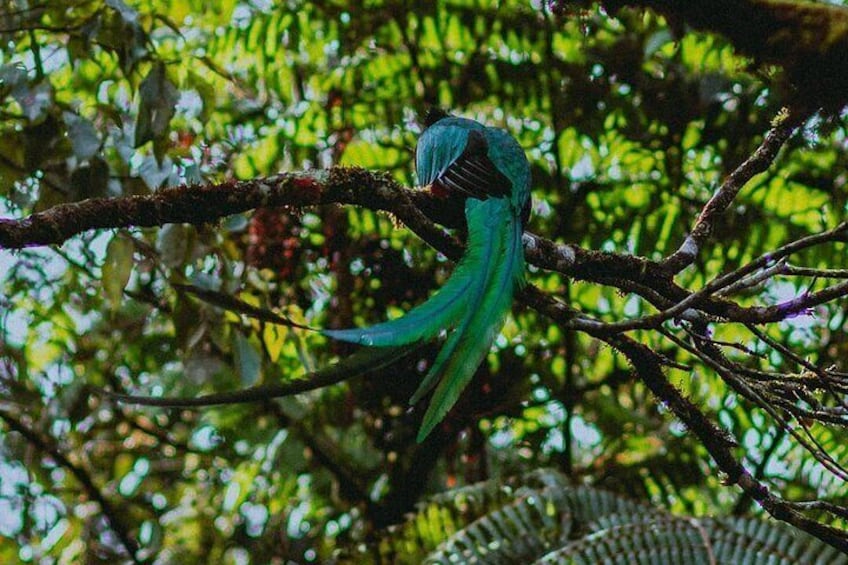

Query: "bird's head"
<box><xmin>422</xmin><ymin>106</ymin><xmax>451</xmax><ymax>128</ymax></box>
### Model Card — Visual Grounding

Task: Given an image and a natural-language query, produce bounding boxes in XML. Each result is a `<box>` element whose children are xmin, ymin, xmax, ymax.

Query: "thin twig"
<box><xmin>663</xmin><ymin>108</ymin><xmax>810</xmax><ymax>274</ymax></box>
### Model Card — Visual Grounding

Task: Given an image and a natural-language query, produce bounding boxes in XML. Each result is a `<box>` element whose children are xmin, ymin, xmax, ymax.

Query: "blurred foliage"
<box><xmin>0</xmin><ymin>0</ymin><xmax>847</xmax><ymax>562</ymax></box>
<box><xmin>363</xmin><ymin>468</ymin><xmax>848</xmax><ymax>563</ymax></box>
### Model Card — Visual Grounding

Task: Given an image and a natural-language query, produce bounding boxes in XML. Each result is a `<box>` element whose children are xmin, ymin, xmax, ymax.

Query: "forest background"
<box><xmin>3</xmin><ymin>0</ymin><xmax>848</xmax><ymax>562</ymax></box>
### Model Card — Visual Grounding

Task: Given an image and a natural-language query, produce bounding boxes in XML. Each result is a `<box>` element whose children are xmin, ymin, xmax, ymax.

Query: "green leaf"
<box><xmin>99</xmin><ymin>0</ymin><xmax>148</xmax><ymax>74</ymax></box>
<box><xmin>105</xmin><ymin>0</ymin><xmax>140</xmax><ymax>23</ymax></box>
<box><xmin>102</xmin><ymin>235</ymin><xmax>134</xmax><ymax>309</ymax></box>
<box><xmin>63</xmin><ymin>112</ymin><xmax>100</xmax><ymax>161</ymax></box>
<box><xmin>645</xmin><ymin>29</ymin><xmax>674</xmax><ymax>57</ymax></box>
<box><xmin>183</xmin><ymin>162</ymin><xmax>203</xmax><ymax>185</ymax></box>
<box><xmin>186</xmin><ymin>70</ymin><xmax>214</xmax><ymax>121</ymax></box>
<box><xmin>0</xmin><ymin>64</ymin><xmax>27</xmax><ymax>94</ymax></box>
<box><xmin>139</xmin><ymin>154</ymin><xmax>174</xmax><ymax>190</ymax></box>
<box><xmin>13</xmin><ymin>81</ymin><xmax>53</xmax><ymax>122</ymax></box>
<box><xmin>156</xmin><ymin>223</ymin><xmax>189</xmax><ymax>268</ymax></box>
<box><xmin>134</xmin><ymin>63</ymin><xmax>178</xmax><ymax>148</ymax></box>
<box><xmin>232</xmin><ymin>332</ymin><xmax>262</xmax><ymax>387</ymax></box>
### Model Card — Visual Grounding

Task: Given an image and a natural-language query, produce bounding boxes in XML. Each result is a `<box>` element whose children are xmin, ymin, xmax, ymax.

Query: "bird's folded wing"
<box><xmin>433</xmin><ymin>129</ymin><xmax>512</xmax><ymax>200</ymax></box>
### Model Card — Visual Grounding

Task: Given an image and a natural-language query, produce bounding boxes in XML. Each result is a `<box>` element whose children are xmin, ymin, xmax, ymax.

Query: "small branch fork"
<box><xmin>4</xmin><ymin>108</ymin><xmax>848</xmax><ymax>550</ymax></box>
<box><xmin>662</xmin><ymin>107</ymin><xmax>810</xmax><ymax>273</ymax></box>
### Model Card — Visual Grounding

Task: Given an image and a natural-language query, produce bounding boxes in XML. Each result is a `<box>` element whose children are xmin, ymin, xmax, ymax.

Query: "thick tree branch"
<box><xmin>522</xmin><ymin>285</ymin><xmax>848</xmax><ymax>552</ymax></box>
<box><xmin>554</xmin><ymin>0</ymin><xmax>848</xmax><ymax>107</ymax></box>
<box><xmin>0</xmin><ymin>169</ymin><xmax>676</xmax><ymax>326</ymax></box>
<box><xmin>11</xmin><ymin>165</ymin><xmax>844</xmax><ymax>337</ymax></box>
<box><xmin>0</xmin><ymin>169</ymin><xmax>424</xmax><ymax>248</ymax></box>
<box><xmin>612</xmin><ymin>337</ymin><xmax>848</xmax><ymax>555</ymax></box>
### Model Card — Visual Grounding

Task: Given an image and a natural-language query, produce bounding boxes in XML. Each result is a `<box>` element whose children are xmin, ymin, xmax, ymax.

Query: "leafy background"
<box><xmin>0</xmin><ymin>0</ymin><xmax>847</xmax><ymax>562</ymax></box>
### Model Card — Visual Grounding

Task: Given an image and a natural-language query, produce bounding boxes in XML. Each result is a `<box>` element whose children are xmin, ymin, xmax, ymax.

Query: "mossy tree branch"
<box><xmin>553</xmin><ymin>0</ymin><xmax>848</xmax><ymax>107</ymax></box>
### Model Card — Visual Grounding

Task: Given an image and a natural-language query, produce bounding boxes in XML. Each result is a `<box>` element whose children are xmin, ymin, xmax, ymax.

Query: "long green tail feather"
<box><xmin>108</xmin><ymin>343</ymin><xmax>424</xmax><ymax>407</ymax></box>
<box><xmin>415</xmin><ymin>200</ymin><xmax>524</xmax><ymax>441</ymax></box>
<box><xmin>407</xmin><ymin>199</ymin><xmax>504</xmax><ymax>404</ymax></box>
<box><xmin>322</xmin><ymin>119</ymin><xmax>482</xmax><ymax>348</ymax></box>
<box><xmin>321</xmin><ymin>266</ymin><xmax>473</xmax><ymax>346</ymax></box>
<box><xmin>322</xmin><ymin>190</ymin><xmax>510</xmax><ymax>348</ymax></box>
<box><xmin>322</xmin><ymin>117</ymin><xmax>530</xmax><ymax>442</ymax></box>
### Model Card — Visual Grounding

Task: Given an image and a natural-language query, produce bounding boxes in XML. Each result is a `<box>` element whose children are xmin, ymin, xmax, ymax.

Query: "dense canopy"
<box><xmin>2</xmin><ymin>0</ymin><xmax>848</xmax><ymax>562</ymax></box>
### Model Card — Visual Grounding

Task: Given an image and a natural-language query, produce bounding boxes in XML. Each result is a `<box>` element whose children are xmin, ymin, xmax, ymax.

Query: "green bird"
<box><xmin>324</xmin><ymin>110</ymin><xmax>531</xmax><ymax>441</ymax></box>
<box><xmin>112</xmin><ymin>111</ymin><xmax>531</xmax><ymax>443</ymax></box>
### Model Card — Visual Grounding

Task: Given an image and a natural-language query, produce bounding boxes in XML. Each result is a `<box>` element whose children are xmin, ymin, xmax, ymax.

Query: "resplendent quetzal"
<box><xmin>324</xmin><ymin>110</ymin><xmax>531</xmax><ymax>441</ymax></box>
<box><xmin>110</xmin><ymin>111</ymin><xmax>531</xmax><ymax>443</ymax></box>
